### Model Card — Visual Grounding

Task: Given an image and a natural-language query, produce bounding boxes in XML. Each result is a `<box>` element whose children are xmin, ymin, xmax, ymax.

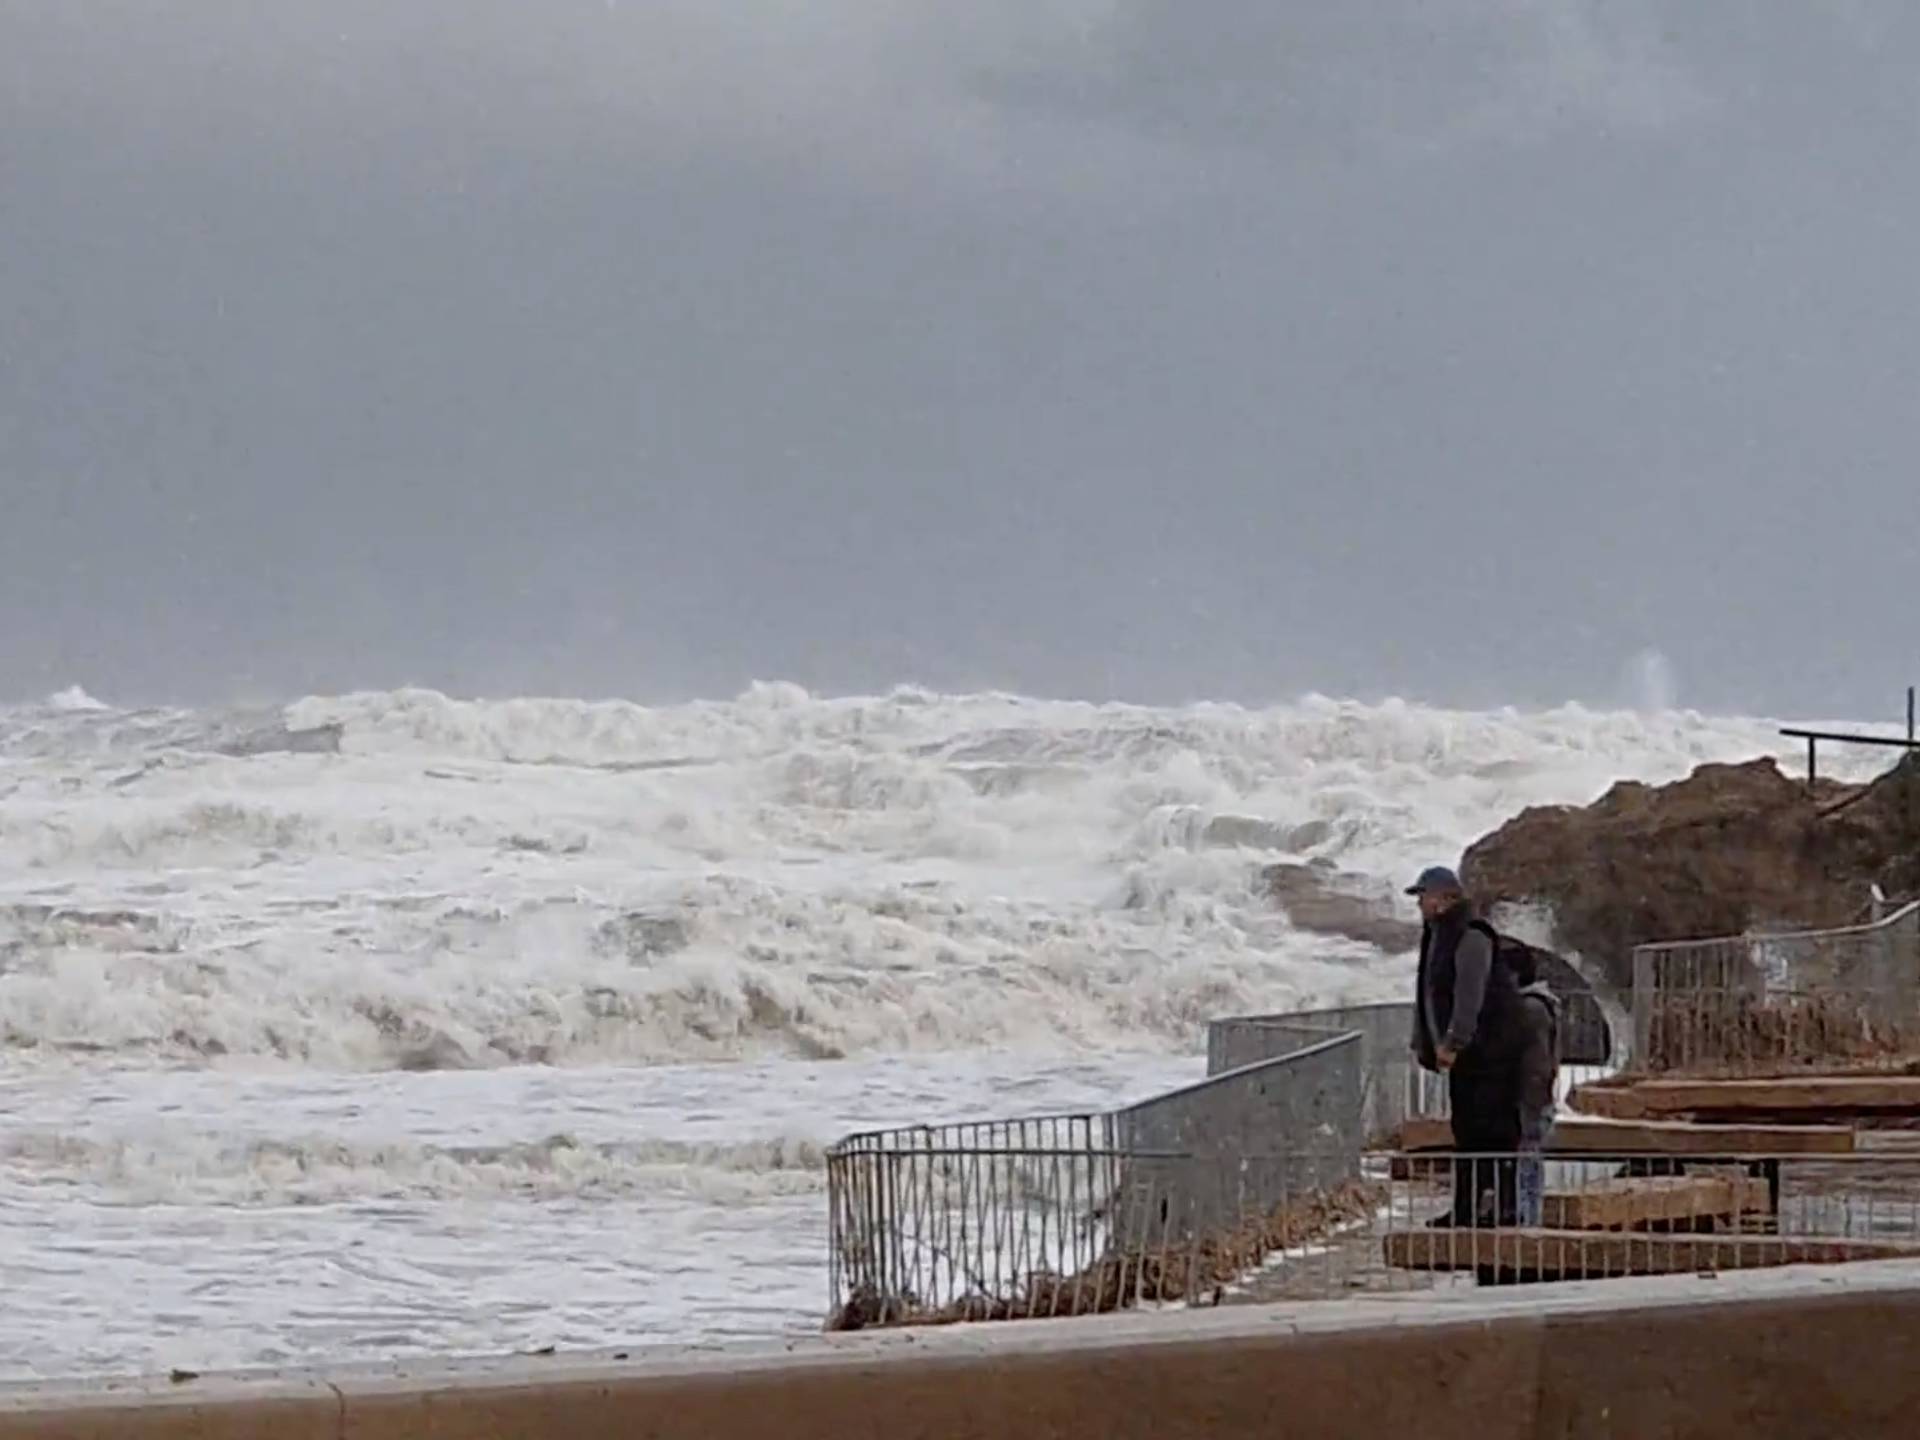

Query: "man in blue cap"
<box><xmin>1407</xmin><ymin>865</ymin><xmax>1523</xmax><ymax>1226</ymax></box>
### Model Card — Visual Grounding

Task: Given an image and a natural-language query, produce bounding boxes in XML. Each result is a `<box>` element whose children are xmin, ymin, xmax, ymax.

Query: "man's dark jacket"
<box><xmin>1412</xmin><ymin>903</ymin><xmax>1523</xmax><ymax>1072</ymax></box>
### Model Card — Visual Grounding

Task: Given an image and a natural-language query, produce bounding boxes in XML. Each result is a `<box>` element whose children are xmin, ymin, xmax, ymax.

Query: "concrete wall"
<box><xmin>10</xmin><ymin>1260</ymin><xmax>1920</xmax><ymax>1439</ymax></box>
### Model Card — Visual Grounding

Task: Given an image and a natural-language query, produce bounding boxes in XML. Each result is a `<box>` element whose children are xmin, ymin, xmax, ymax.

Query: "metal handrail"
<box><xmin>828</xmin><ymin>1115</ymin><xmax>1111</xmax><ymax>1153</ymax></box>
<box><xmin>1781</xmin><ymin>684</ymin><xmax>1918</xmax><ymax>782</ymax></box>
<box><xmin>1633</xmin><ymin>899</ymin><xmax>1920</xmax><ymax>954</ymax></box>
<box><xmin>824</xmin><ymin>1026</ymin><xmax>1366</xmax><ymax>1327</ymax></box>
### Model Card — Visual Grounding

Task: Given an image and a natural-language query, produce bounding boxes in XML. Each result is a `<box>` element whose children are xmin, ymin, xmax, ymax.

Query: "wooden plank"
<box><xmin>1383</xmin><ymin>1228</ymin><xmax>1919</xmax><ymax>1277</ymax></box>
<box><xmin>1573</xmin><ymin>1077</ymin><xmax>1920</xmax><ymax>1121</ymax></box>
<box><xmin>1540</xmin><ymin>1174</ymin><xmax>1772</xmax><ymax>1231</ymax></box>
<box><xmin>1390</xmin><ymin>1116</ymin><xmax>1450</xmax><ymax>1150</ymax></box>
<box><xmin>1387</xmin><ymin>1114</ymin><xmax>1854</xmax><ymax>1157</ymax></box>
<box><xmin>1388</xmin><ymin>1117</ymin><xmax>1459</xmax><ymax>1151</ymax></box>
<box><xmin>1569</xmin><ymin>1086</ymin><xmax>1652</xmax><ymax>1121</ymax></box>
<box><xmin>1541</xmin><ymin>1115</ymin><xmax>1853</xmax><ymax>1154</ymax></box>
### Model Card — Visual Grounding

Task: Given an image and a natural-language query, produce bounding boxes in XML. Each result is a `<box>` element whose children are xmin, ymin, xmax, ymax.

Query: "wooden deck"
<box><xmin>1571</xmin><ymin>1076</ymin><xmax>1920</xmax><ymax>1124</ymax></box>
<box><xmin>1388</xmin><ymin>1114</ymin><xmax>1854</xmax><ymax>1157</ymax></box>
<box><xmin>1383</xmin><ymin>1228</ymin><xmax>1919</xmax><ymax>1279</ymax></box>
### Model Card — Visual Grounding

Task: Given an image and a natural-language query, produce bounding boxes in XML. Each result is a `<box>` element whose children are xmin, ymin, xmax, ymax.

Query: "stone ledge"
<box><xmin>6</xmin><ymin>1261</ymin><xmax>1920</xmax><ymax>1439</ymax></box>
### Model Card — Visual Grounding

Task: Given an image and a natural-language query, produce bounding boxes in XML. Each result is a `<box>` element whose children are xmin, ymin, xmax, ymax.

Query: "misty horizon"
<box><xmin>7</xmin><ymin>4</ymin><xmax>1918</xmax><ymax>718</ymax></box>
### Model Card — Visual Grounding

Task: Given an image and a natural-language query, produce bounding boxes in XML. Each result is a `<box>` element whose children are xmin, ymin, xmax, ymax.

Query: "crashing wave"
<box><xmin>45</xmin><ymin>685</ymin><xmax>110</xmax><ymax>713</ymax></box>
<box><xmin>0</xmin><ymin>1130</ymin><xmax>830</xmax><ymax>1206</ymax></box>
<box><xmin>0</xmin><ymin>684</ymin><xmax>1871</xmax><ymax>1073</ymax></box>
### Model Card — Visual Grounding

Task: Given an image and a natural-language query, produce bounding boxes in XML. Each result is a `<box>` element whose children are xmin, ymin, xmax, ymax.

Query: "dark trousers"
<box><xmin>1449</xmin><ymin>1061</ymin><xmax>1520</xmax><ymax>1225</ymax></box>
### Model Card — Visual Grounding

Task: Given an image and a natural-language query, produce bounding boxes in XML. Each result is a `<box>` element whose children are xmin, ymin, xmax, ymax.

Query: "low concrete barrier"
<box><xmin>7</xmin><ymin>1261</ymin><xmax>1920</xmax><ymax>1439</ymax></box>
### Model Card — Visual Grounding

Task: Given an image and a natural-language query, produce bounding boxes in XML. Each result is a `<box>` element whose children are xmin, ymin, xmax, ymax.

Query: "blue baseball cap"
<box><xmin>1405</xmin><ymin>865</ymin><xmax>1463</xmax><ymax>896</ymax></box>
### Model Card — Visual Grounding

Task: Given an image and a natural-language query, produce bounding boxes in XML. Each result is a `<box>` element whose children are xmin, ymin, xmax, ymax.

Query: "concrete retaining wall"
<box><xmin>7</xmin><ymin>1260</ymin><xmax>1920</xmax><ymax>1439</ymax></box>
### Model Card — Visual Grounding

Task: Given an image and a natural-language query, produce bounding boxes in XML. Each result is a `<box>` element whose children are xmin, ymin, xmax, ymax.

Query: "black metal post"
<box><xmin>1778</xmin><ymin>725</ymin><xmax>1920</xmax><ymax>790</ymax></box>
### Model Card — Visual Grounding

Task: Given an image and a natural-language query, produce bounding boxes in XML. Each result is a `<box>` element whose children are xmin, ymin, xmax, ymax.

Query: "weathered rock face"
<box><xmin>1462</xmin><ymin>754</ymin><xmax>1920</xmax><ymax>990</ymax></box>
<box><xmin>1261</xmin><ymin>862</ymin><xmax>1422</xmax><ymax>954</ymax></box>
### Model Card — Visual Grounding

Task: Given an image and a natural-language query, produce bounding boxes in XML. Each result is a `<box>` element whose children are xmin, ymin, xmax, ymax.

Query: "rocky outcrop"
<box><xmin>1462</xmin><ymin>754</ymin><xmax>1920</xmax><ymax>990</ymax></box>
<box><xmin>215</xmin><ymin>721</ymin><xmax>344</xmax><ymax>758</ymax></box>
<box><xmin>1261</xmin><ymin>862</ymin><xmax>1422</xmax><ymax>954</ymax></box>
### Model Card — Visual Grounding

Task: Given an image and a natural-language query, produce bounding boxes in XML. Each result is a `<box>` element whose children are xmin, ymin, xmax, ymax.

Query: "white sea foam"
<box><xmin>44</xmin><ymin>685</ymin><xmax>111</xmax><ymax>714</ymax></box>
<box><xmin>0</xmin><ymin>684</ymin><xmax>1875</xmax><ymax>1378</ymax></box>
<box><xmin>0</xmin><ymin>687</ymin><xmax>1844</xmax><ymax>1071</ymax></box>
<box><xmin>1</xmin><ymin>1129</ymin><xmax>834</xmax><ymax>1204</ymax></box>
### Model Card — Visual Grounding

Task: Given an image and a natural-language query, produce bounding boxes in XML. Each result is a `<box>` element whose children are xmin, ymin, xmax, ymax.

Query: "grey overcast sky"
<box><xmin>4</xmin><ymin>2</ymin><xmax>1917</xmax><ymax>715</ymax></box>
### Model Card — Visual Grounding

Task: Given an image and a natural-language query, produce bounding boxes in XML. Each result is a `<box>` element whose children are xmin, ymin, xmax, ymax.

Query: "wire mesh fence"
<box><xmin>824</xmin><ymin>1144</ymin><xmax>1387</xmax><ymax>1327</ymax></box>
<box><xmin>824</xmin><ymin>1114</ymin><xmax>1129</xmax><ymax>1328</ymax></box>
<box><xmin>1117</xmin><ymin>1028</ymin><xmax>1363</xmax><ymax>1231</ymax></box>
<box><xmin>825</xmin><ymin>1030</ymin><xmax>1368</xmax><ymax>1329</ymax></box>
<box><xmin>1629</xmin><ymin>902</ymin><xmax>1920</xmax><ymax>1075</ymax></box>
<box><xmin>1207</xmin><ymin>1006</ymin><xmax>1438</xmax><ymax>1145</ymax></box>
<box><xmin>828</xmin><ymin>1140</ymin><xmax>1920</xmax><ymax>1323</ymax></box>
<box><xmin>1208</xmin><ymin>1000</ymin><xmax>1617</xmax><ymax>1146</ymax></box>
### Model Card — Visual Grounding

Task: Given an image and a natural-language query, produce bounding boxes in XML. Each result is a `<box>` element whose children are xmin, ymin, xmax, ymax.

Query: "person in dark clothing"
<box><xmin>1512</xmin><ymin>961</ymin><xmax>1561</xmax><ymax>1226</ymax></box>
<box><xmin>1406</xmin><ymin>865</ymin><xmax>1524</xmax><ymax>1226</ymax></box>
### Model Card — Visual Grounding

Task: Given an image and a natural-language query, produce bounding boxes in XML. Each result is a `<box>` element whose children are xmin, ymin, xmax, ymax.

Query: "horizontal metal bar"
<box><xmin>827</xmin><ymin>1115</ymin><xmax>1111</xmax><ymax>1149</ymax></box>
<box><xmin>1633</xmin><ymin>900</ymin><xmax>1919</xmax><ymax>953</ymax></box>
<box><xmin>828</xmin><ymin>1145</ymin><xmax>1187</xmax><ymax>1161</ymax></box>
<box><xmin>1131</xmin><ymin>1028</ymin><xmax>1361</xmax><ymax>1099</ymax></box>
<box><xmin>1227</xmin><ymin>1002</ymin><xmax>1410</xmax><ymax>1026</ymax></box>
<box><xmin>1778</xmin><ymin>727</ymin><xmax>1920</xmax><ymax>749</ymax></box>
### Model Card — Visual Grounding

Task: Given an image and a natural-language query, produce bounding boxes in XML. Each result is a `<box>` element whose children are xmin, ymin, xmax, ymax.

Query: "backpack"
<box><xmin>1465</xmin><ymin>919</ymin><xmax>1539</xmax><ymax>987</ymax></box>
<box><xmin>1495</xmin><ymin>932</ymin><xmax>1542</xmax><ymax>988</ymax></box>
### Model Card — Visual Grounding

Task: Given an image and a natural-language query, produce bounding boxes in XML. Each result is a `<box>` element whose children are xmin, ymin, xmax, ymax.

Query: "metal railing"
<box><xmin>1208</xmin><ymin>996</ymin><xmax>1617</xmax><ymax>1145</ymax></box>
<box><xmin>1172</xmin><ymin>1144</ymin><xmax>1920</xmax><ymax>1303</ymax></box>
<box><xmin>829</xmin><ymin>1139</ymin><xmax>1920</xmax><ymax>1318</ymax></box>
<box><xmin>1207</xmin><ymin>1005</ymin><xmax>1427</xmax><ymax>1144</ymax></box>
<box><xmin>1629</xmin><ymin>902</ymin><xmax>1920</xmax><ymax>1075</ymax></box>
<box><xmin>827</xmin><ymin>902</ymin><xmax>1920</xmax><ymax>1328</ymax></box>
<box><xmin>824</xmin><ymin>1113</ymin><xmax>1128</xmax><ymax>1328</ymax></box>
<box><xmin>1780</xmin><ymin>704</ymin><xmax>1918</xmax><ymax>785</ymax></box>
<box><xmin>824</xmin><ymin>1029</ymin><xmax>1365</xmax><ymax>1329</ymax></box>
<box><xmin>1328</xmin><ymin>1147</ymin><xmax>1920</xmax><ymax>1297</ymax></box>
<box><xmin>1114</xmin><ymin>1029</ymin><xmax>1362</xmax><ymax>1239</ymax></box>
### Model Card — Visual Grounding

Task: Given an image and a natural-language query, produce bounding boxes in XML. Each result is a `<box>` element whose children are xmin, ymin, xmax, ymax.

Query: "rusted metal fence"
<box><xmin>1629</xmin><ymin>902</ymin><xmax>1920</xmax><ymax>1075</ymax></box>
<box><xmin>824</xmin><ymin>1029</ymin><xmax>1367</xmax><ymax>1329</ymax></box>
